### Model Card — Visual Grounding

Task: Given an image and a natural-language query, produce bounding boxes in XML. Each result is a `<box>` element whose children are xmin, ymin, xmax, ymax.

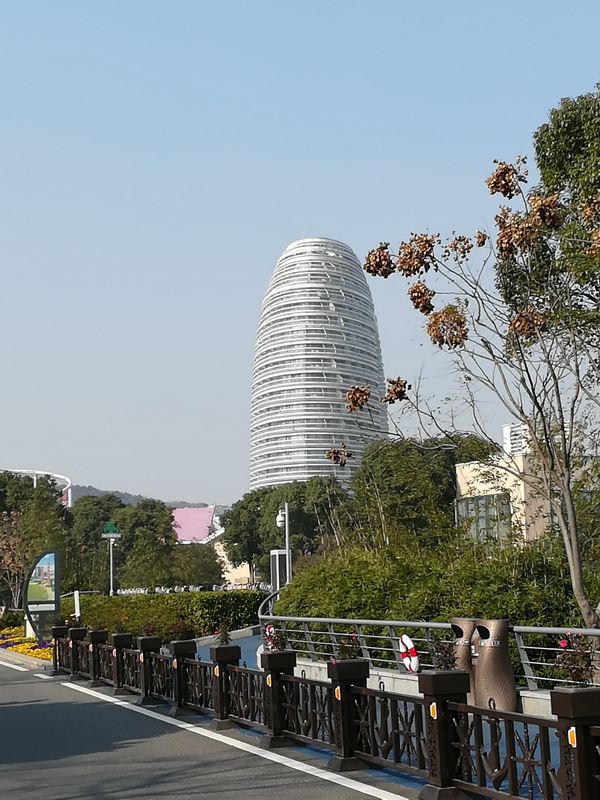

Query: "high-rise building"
<box><xmin>250</xmin><ymin>237</ymin><xmax>387</xmax><ymax>490</ymax></box>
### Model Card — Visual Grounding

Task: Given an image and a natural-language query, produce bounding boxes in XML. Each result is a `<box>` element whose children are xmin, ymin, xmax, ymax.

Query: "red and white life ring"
<box><xmin>399</xmin><ymin>634</ymin><xmax>419</xmax><ymax>672</ymax></box>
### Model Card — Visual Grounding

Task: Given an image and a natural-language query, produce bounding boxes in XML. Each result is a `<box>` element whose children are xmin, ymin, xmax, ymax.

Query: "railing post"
<box><xmin>418</xmin><ymin>670</ymin><xmax>472</xmax><ymax>800</ymax></box>
<box><xmin>68</xmin><ymin>627</ymin><xmax>87</xmax><ymax>681</ymax></box>
<box><xmin>50</xmin><ymin>625</ymin><xmax>68</xmax><ymax>676</ymax></box>
<box><xmin>135</xmin><ymin>635</ymin><xmax>162</xmax><ymax>705</ymax></box>
<box><xmin>327</xmin><ymin>658</ymin><xmax>370</xmax><ymax>772</ymax></box>
<box><xmin>87</xmin><ymin>630</ymin><xmax>108</xmax><ymax>687</ymax></box>
<box><xmin>551</xmin><ymin>687</ymin><xmax>600</xmax><ymax>800</ymax></box>
<box><xmin>110</xmin><ymin>632</ymin><xmax>133</xmax><ymax>695</ymax></box>
<box><xmin>259</xmin><ymin>650</ymin><xmax>297</xmax><ymax>749</ymax></box>
<box><xmin>169</xmin><ymin>639</ymin><xmax>197</xmax><ymax>717</ymax></box>
<box><xmin>209</xmin><ymin>644</ymin><xmax>241</xmax><ymax>730</ymax></box>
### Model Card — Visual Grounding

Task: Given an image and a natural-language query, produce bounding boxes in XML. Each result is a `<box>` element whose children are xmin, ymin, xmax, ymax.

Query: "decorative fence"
<box><xmin>50</xmin><ymin>625</ymin><xmax>599</xmax><ymax>800</ymax></box>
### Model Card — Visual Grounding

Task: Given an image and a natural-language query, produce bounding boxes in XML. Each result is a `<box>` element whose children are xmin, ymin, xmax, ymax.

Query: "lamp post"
<box><xmin>101</xmin><ymin>524</ymin><xmax>121</xmax><ymax>597</ymax></box>
<box><xmin>275</xmin><ymin>502</ymin><xmax>291</xmax><ymax>584</ymax></box>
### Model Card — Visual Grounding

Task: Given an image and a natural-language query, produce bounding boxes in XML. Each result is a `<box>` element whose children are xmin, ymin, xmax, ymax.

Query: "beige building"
<box><xmin>455</xmin><ymin>424</ymin><xmax>552</xmax><ymax>541</ymax></box>
<box><xmin>205</xmin><ymin>516</ymin><xmax>254</xmax><ymax>587</ymax></box>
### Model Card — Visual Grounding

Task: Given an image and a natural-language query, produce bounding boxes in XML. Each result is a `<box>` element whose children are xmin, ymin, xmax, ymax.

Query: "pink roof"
<box><xmin>172</xmin><ymin>506</ymin><xmax>215</xmax><ymax>543</ymax></box>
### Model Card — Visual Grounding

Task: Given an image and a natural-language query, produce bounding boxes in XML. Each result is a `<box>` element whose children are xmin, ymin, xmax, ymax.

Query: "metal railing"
<box><xmin>258</xmin><ymin>593</ymin><xmax>600</xmax><ymax>689</ymax></box>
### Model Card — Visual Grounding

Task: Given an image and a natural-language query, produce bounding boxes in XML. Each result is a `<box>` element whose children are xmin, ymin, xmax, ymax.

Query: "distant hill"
<box><xmin>71</xmin><ymin>484</ymin><xmax>208</xmax><ymax>508</ymax></box>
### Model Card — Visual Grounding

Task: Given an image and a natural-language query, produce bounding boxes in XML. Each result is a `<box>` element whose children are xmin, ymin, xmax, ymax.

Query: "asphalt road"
<box><xmin>0</xmin><ymin>660</ymin><xmax>410</xmax><ymax>800</ymax></box>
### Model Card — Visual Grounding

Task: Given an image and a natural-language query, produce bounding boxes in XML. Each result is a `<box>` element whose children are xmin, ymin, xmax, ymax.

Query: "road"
<box><xmin>0</xmin><ymin>659</ymin><xmax>412</xmax><ymax>800</ymax></box>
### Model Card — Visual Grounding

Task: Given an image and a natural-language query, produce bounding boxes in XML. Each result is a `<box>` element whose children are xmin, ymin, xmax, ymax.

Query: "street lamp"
<box><xmin>276</xmin><ymin>502</ymin><xmax>291</xmax><ymax>584</ymax></box>
<box><xmin>101</xmin><ymin>524</ymin><xmax>121</xmax><ymax>596</ymax></box>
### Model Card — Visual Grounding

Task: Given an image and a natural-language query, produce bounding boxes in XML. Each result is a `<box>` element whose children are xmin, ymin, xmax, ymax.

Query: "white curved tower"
<box><xmin>250</xmin><ymin>237</ymin><xmax>387</xmax><ymax>490</ymax></box>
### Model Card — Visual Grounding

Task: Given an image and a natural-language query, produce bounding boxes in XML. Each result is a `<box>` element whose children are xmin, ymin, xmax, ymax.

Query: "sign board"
<box><xmin>23</xmin><ymin>550</ymin><xmax>60</xmax><ymax>643</ymax></box>
<box><xmin>103</xmin><ymin>523</ymin><xmax>119</xmax><ymax>534</ymax></box>
<box><xmin>101</xmin><ymin>533</ymin><xmax>121</xmax><ymax>539</ymax></box>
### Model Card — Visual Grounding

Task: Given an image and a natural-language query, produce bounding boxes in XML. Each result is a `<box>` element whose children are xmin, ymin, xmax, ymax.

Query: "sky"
<box><xmin>1</xmin><ymin>1</ymin><xmax>599</xmax><ymax>505</ymax></box>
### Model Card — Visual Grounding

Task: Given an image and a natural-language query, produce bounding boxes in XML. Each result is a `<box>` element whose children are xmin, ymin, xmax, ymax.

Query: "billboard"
<box><xmin>24</xmin><ymin>550</ymin><xmax>60</xmax><ymax>642</ymax></box>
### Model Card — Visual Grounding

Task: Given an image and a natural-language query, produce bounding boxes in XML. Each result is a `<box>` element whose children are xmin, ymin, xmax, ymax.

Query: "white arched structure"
<box><xmin>1</xmin><ymin>469</ymin><xmax>73</xmax><ymax>507</ymax></box>
<box><xmin>250</xmin><ymin>237</ymin><xmax>387</xmax><ymax>490</ymax></box>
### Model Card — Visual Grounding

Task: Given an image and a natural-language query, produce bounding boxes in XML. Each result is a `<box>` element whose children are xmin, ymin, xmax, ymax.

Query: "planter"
<box><xmin>169</xmin><ymin>639</ymin><xmax>197</xmax><ymax>658</ymax></box>
<box><xmin>261</xmin><ymin>650</ymin><xmax>296</xmax><ymax>672</ymax></box>
<box><xmin>210</xmin><ymin>644</ymin><xmax>241</xmax><ymax>663</ymax></box>
<box><xmin>68</xmin><ymin>627</ymin><xmax>87</xmax><ymax>641</ymax></box>
<box><xmin>551</xmin><ymin>686</ymin><xmax>600</xmax><ymax>719</ymax></box>
<box><xmin>327</xmin><ymin>658</ymin><xmax>369</xmax><ymax>682</ymax></box>
<box><xmin>137</xmin><ymin>635</ymin><xmax>162</xmax><ymax>652</ymax></box>
<box><xmin>418</xmin><ymin>669</ymin><xmax>470</xmax><ymax>697</ymax></box>
<box><xmin>87</xmin><ymin>630</ymin><xmax>108</xmax><ymax>645</ymax></box>
<box><xmin>111</xmin><ymin>632</ymin><xmax>133</xmax><ymax>649</ymax></box>
<box><xmin>51</xmin><ymin>625</ymin><xmax>69</xmax><ymax>640</ymax></box>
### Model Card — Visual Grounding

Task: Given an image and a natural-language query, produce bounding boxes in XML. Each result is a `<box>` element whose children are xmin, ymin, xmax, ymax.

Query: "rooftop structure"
<box><xmin>250</xmin><ymin>237</ymin><xmax>387</xmax><ymax>489</ymax></box>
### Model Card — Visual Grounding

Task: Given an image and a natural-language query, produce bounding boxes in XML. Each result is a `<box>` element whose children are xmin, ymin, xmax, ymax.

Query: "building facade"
<box><xmin>455</xmin><ymin>424</ymin><xmax>551</xmax><ymax>541</ymax></box>
<box><xmin>250</xmin><ymin>237</ymin><xmax>387</xmax><ymax>490</ymax></box>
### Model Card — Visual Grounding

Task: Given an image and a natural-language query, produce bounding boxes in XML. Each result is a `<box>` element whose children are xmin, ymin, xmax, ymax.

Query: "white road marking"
<box><xmin>61</xmin><ymin>682</ymin><xmax>408</xmax><ymax>800</ymax></box>
<box><xmin>0</xmin><ymin>661</ymin><xmax>28</xmax><ymax>672</ymax></box>
<box><xmin>34</xmin><ymin>673</ymin><xmax>53</xmax><ymax>679</ymax></box>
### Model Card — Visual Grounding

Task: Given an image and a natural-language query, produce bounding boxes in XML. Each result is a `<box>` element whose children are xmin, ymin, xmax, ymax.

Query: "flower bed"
<box><xmin>0</xmin><ymin>627</ymin><xmax>52</xmax><ymax>661</ymax></box>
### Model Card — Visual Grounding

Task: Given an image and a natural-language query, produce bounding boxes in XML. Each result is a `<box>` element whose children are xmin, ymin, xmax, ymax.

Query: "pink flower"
<box><xmin>558</xmin><ymin>639</ymin><xmax>568</xmax><ymax>648</ymax></box>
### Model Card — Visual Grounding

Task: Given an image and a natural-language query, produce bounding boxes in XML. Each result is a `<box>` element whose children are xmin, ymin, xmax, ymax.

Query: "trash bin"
<box><xmin>473</xmin><ymin>619</ymin><xmax>516</xmax><ymax>711</ymax></box>
<box><xmin>450</xmin><ymin>617</ymin><xmax>478</xmax><ymax>705</ymax></box>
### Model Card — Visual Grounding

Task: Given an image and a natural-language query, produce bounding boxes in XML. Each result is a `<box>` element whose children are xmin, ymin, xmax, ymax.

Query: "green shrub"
<box><xmin>275</xmin><ymin>537</ymin><xmax>582</xmax><ymax>628</ymax></box>
<box><xmin>0</xmin><ymin>611</ymin><xmax>24</xmax><ymax>631</ymax></box>
<box><xmin>61</xmin><ymin>591</ymin><xmax>265</xmax><ymax>642</ymax></box>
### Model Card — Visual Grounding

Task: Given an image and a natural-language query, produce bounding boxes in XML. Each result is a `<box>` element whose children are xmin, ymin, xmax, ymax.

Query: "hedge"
<box><xmin>275</xmin><ymin>541</ymin><xmax>584</xmax><ymax>628</ymax></box>
<box><xmin>60</xmin><ymin>591</ymin><xmax>265</xmax><ymax>642</ymax></box>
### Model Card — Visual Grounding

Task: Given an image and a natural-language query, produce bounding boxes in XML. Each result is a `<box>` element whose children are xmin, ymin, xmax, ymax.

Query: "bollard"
<box><xmin>110</xmin><ymin>632</ymin><xmax>133</xmax><ymax>695</ymax></box>
<box><xmin>418</xmin><ymin>670</ymin><xmax>473</xmax><ymax>800</ymax></box>
<box><xmin>551</xmin><ymin>686</ymin><xmax>600</xmax><ymax>800</ymax></box>
<box><xmin>169</xmin><ymin>639</ymin><xmax>197</xmax><ymax>717</ymax></box>
<box><xmin>259</xmin><ymin>650</ymin><xmax>297</xmax><ymax>749</ymax></box>
<box><xmin>67</xmin><ymin>627</ymin><xmax>87</xmax><ymax>681</ymax></box>
<box><xmin>209</xmin><ymin>644</ymin><xmax>241</xmax><ymax>730</ymax></box>
<box><xmin>327</xmin><ymin>658</ymin><xmax>370</xmax><ymax>772</ymax></box>
<box><xmin>87</xmin><ymin>629</ymin><xmax>108</xmax><ymax>687</ymax></box>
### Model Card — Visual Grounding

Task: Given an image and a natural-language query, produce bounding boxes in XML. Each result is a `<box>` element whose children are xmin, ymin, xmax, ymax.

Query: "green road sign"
<box><xmin>103</xmin><ymin>523</ymin><xmax>119</xmax><ymax>534</ymax></box>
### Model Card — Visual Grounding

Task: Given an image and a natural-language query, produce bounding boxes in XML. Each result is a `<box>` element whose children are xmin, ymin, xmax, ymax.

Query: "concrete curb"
<box><xmin>0</xmin><ymin>647</ymin><xmax>51</xmax><ymax>670</ymax></box>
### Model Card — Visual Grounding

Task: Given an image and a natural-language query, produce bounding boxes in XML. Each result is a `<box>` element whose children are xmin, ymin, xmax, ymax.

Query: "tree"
<box><xmin>352</xmin><ymin>85</ymin><xmax>600</xmax><ymax>627</ymax></box>
<box><xmin>172</xmin><ymin>543</ymin><xmax>223</xmax><ymax>586</ymax></box>
<box><xmin>113</xmin><ymin>499</ymin><xmax>178</xmax><ymax>589</ymax></box>
<box><xmin>0</xmin><ymin>473</ymin><xmax>73</xmax><ymax>601</ymax></box>
<box><xmin>341</xmin><ymin>435</ymin><xmax>494</xmax><ymax>550</ymax></box>
<box><xmin>69</xmin><ymin>493</ymin><xmax>125</xmax><ymax>591</ymax></box>
<box><xmin>0</xmin><ymin>512</ymin><xmax>30</xmax><ymax>608</ymax></box>
<box><xmin>221</xmin><ymin>477</ymin><xmax>346</xmax><ymax>579</ymax></box>
<box><xmin>0</xmin><ymin>472</ymin><xmax>35</xmax><ymax>513</ymax></box>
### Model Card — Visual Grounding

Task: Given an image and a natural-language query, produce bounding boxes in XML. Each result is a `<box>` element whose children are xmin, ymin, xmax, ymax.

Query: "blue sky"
<box><xmin>1</xmin><ymin>1</ymin><xmax>598</xmax><ymax>504</ymax></box>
